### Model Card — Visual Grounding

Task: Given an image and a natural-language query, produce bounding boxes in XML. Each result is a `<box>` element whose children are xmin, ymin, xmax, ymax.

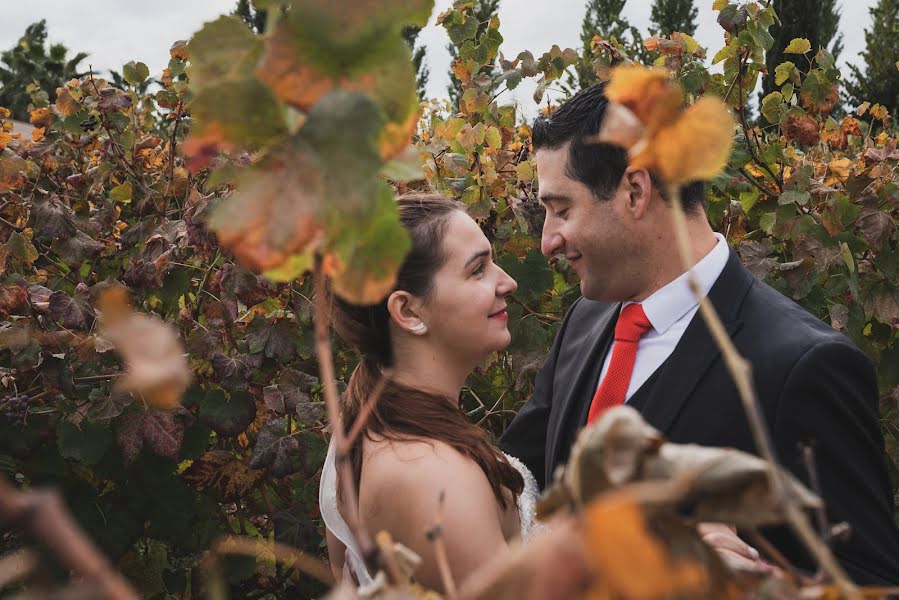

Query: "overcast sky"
<box><xmin>2</xmin><ymin>0</ymin><xmax>875</xmax><ymax>118</ymax></box>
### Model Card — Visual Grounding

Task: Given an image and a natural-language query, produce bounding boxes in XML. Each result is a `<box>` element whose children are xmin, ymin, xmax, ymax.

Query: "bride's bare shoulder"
<box><xmin>361</xmin><ymin>437</ymin><xmax>485</xmax><ymax>492</ymax></box>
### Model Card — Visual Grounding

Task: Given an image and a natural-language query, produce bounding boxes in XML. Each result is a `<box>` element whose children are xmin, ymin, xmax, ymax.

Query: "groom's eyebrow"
<box><xmin>539</xmin><ymin>192</ymin><xmax>570</xmax><ymax>206</ymax></box>
<box><xmin>464</xmin><ymin>249</ymin><xmax>491</xmax><ymax>269</ymax></box>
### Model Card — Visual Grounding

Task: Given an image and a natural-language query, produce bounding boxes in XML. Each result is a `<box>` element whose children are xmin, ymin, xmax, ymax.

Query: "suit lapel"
<box><xmin>637</xmin><ymin>249</ymin><xmax>754</xmax><ymax>435</ymax></box>
<box><xmin>546</xmin><ymin>300</ymin><xmax>619</xmax><ymax>476</ymax></box>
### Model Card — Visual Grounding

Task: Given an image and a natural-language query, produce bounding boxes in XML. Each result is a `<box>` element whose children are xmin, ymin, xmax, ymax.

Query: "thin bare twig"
<box><xmin>0</xmin><ymin>548</ymin><xmax>38</xmax><ymax>588</ymax></box>
<box><xmin>312</xmin><ymin>255</ymin><xmax>382</xmax><ymax>578</ymax></box>
<box><xmin>666</xmin><ymin>185</ymin><xmax>859</xmax><ymax>599</ymax></box>
<box><xmin>165</xmin><ymin>99</ymin><xmax>185</xmax><ymax>198</ymax></box>
<box><xmin>0</xmin><ymin>477</ymin><xmax>139</xmax><ymax>600</ymax></box>
<box><xmin>341</xmin><ymin>371</ymin><xmax>391</xmax><ymax>454</ymax></box>
<box><xmin>205</xmin><ymin>535</ymin><xmax>334</xmax><ymax>585</ymax></box>
<box><xmin>426</xmin><ymin>491</ymin><xmax>458</xmax><ymax>600</ymax></box>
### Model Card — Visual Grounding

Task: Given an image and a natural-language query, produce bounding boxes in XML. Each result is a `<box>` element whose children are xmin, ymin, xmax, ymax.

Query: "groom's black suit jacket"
<box><xmin>500</xmin><ymin>248</ymin><xmax>899</xmax><ymax>584</ymax></box>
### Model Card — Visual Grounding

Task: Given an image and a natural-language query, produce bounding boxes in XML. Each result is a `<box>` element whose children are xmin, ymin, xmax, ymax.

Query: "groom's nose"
<box><xmin>541</xmin><ymin>224</ymin><xmax>564</xmax><ymax>258</ymax></box>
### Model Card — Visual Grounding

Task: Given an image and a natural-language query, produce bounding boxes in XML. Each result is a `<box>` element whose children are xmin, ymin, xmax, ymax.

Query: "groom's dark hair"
<box><xmin>532</xmin><ymin>82</ymin><xmax>706</xmax><ymax>211</ymax></box>
<box><xmin>329</xmin><ymin>193</ymin><xmax>524</xmax><ymax>509</ymax></box>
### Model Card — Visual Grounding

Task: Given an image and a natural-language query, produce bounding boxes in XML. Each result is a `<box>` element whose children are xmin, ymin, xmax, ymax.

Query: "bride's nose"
<box><xmin>497</xmin><ymin>266</ymin><xmax>518</xmax><ymax>296</ymax></box>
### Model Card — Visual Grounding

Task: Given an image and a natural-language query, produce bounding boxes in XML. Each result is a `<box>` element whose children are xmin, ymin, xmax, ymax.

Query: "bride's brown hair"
<box><xmin>330</xmin><ymin>193</ymin><xmax>523</xmax><ymax>509</ymax></box>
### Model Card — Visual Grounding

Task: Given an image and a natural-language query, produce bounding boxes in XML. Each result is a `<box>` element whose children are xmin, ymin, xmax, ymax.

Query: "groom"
<box><xmin>499</xmin><ymin>83</ymin><xmax>899</xmax><ymax>584</ymax></box>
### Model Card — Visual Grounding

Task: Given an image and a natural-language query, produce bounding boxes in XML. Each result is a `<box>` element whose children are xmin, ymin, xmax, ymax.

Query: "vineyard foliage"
<box><xmin>0</xmin><ymin>0</ymin><xmax>896</xmax><ymax>597</ymax></box>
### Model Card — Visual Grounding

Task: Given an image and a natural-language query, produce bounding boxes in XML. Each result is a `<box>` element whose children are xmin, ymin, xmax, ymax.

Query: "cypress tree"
<box><xmin>846</xmin><ymin>0</ymin><xmax>899</xmax><ymax>114</ymax></box>
<box><xmin>402</xmin><ymin>25</ymin><xmax>430</xmax><ymax>102</ymax></box>
<box><xmin>649</xmin><ymin>0</ymin><xmax>698</xmax><ymax>37</ymax></box>
<box><xmin>0</xmin><ymin>21</ymin><xmax>87</xmax><ymax>121</ymax></box>
<box><xmin>568</xmin><ymin>0</ymin><xmax>644</xmax><ymax>92</ymax></box>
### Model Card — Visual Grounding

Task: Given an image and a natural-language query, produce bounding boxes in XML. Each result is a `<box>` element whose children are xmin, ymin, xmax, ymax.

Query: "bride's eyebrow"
<box><xmin>464</xmin><ymin>249</ymin><xmax>490</xmax><ymax>269</ymax></box>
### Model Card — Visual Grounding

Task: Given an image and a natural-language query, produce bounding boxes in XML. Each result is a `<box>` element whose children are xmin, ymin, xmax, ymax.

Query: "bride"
<box><xmin>319</xmin><ymin>194</ymin><xmax>541</xmax><ymax>592</ymax></box>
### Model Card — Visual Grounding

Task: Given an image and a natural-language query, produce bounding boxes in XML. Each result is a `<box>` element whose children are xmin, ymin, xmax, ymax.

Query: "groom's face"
<box><xmin>535</xmin><ymin>143</ymin><xmax>641</xmax><ymax>302</ymax></box>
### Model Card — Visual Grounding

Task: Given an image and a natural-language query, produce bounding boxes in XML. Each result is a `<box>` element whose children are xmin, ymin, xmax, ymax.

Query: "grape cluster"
<box><xmin>3</xmin><ymin>394</ymin><xmax>29</xmax><ymax>425</ymax></box>
<box><xmin>80</xmin><ymin>115</ymin><xmax>99</xmax><ymax>132</ymax></box>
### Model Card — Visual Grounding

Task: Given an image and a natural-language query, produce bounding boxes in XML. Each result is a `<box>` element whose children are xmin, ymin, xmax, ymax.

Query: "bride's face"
<box><xmin>419</xmin><ymin>210</ymin><xmax>518</xmax><ymax>361</ymax></box>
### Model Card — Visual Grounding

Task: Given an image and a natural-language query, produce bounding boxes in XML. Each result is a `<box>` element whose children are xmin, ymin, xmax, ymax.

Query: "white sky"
<box><xmin>1</xmin><ymin>0</ymin><xmax>875</xmax><ymax>119</ymax></box>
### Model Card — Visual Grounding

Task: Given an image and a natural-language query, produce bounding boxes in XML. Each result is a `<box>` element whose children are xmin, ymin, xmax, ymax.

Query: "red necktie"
<box><xmin>587</xmin><ymin>303</ymin><xmax>653</xmax><ymax>424</ymax></box>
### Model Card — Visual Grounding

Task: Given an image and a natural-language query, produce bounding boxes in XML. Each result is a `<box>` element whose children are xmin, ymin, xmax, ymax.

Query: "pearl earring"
<box><xmin>409</xmin><ymin>322</ymin><xmax>426</xmax><ymax>333</ymax></box>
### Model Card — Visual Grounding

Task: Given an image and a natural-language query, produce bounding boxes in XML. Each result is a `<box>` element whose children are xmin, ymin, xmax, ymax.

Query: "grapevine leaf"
<box><xmin>208</xmin><ymin>144</ymin><xmax>326</xmax><ymax>273</ymax></box>
<box><xmin>51</xmin><ymin>231</ymin><xmax>105</xmax><ymax>266</ymax></box>
<box><xmin>187</xmin><ymin>16</ymin><xmax>263</xmax><ymax>90</ymax></box>
<box><xmin>182</xmin><ymin>450</ymin><xmax>265</xmax><ymax>501</ymax></box>
<box><xmin>211</xmin><ymin>353</ymin><xmax>262</xmax><ymax>391</ymax></box>
<box><xmin>48</xmin><ymin>289</ymin><xmax>95</xmax><ymax>330</ymax></box>
<box><xmin>280</xmin><ymin>0</ymin><xmax>433</xmax><ymax>75</ymax></box>
<box><xmin>117</xmin><ymin>409</ymin><xmax>186</xmax><ymax>464</ymax></box>
<box><xmin>57</xmin><ymin>420</ymin><xmax>113</xmax><ymax>465</ymax></box>
<box><xmin>30</xmin><ymin>195</ymin><xmax>77</xmax><ymax>238</ymax></box>
<box><xmin>6</xmin><ymin>232</ymin><xmax>38</xmax><ymax>265</ymax></box>
<box><xmin>774</xmin><ymin>61</ymin><xmax>795</xmax><ymax>86</ymax></box>
<box><xmin>123</xmin><ymin>61</ymin><xmax>150</xmax><ymax>85</ymax></box>
<box><xmin>198</xmin><ymin>389</ymin><xmax>256</xmax><ymax>437</ymax></box>
<box><xmin>498</xmin><ymin>249</ymin><xmax>553</xmax><ymax>304</ymax></box>
<box><xmin>187</xmin><ymin>78</ymin><xmax>287</xmax><ymax>152</ymax></box>
<box><xmin>245</xmin><ymin>317</ymin><xmax>297</xmax><ymax>362</ymax></box>
<box><xmin>326</xmin><ymin>181</ymin><xmax>411</xmax><ymax>304</ymax></box>
<box><xmin>249</xmin><ymin>416</ymin><xmax>301</xmax><ymax>477</ymax></box>
<box><xmin>784</xmin><ymin>38</ymin><xmax>811</xmax><ymax>54</ymax></box>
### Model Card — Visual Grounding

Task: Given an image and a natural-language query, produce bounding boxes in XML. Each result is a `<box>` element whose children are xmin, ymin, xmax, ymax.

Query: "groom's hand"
<box><xmin>698</xmin><ymin>523</ymin><xmax>776</xmax><ymax>575</ymax></box>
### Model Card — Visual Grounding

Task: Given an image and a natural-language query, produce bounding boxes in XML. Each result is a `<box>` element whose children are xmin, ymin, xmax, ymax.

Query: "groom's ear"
<box><xmin>386</xmin><ymin>290</ymin><xmax>426</xmax><ymax>334</ymax></box>
<box><xmin>622</xmin><ymin>167</ymin><xmax>653</xmax><ymax>220</ymax></box>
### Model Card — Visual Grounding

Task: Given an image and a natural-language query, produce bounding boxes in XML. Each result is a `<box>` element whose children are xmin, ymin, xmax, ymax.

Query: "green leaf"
<box><xmin>6</xmin><ymin>232</ymin><xmax>38</xmax><ymax>265</ymax></box>
<box><xmin>748</xmin><ymin>23</ymin><xmax>774</xmax><ymax>51</ymax></box>
<box><xmin>281</xmin><ymin>0</ymin><xmax>433</xmax><ymax>75</ymax></box>
<box><xmin>760</xmin><ymin>91</ymin><xmax>785</xmax><ymax>124</ymax></box>
<box><xmin>382</xmin><ymin>146</ymin><xmax>425</xmax><ymax>183</ymax></box>
<box><xmin>262</xmin><ymin>251</ymin><xmax>314</xmax><ymax>283</ymax></box>
<box><xmin>189</xmin><ymin>78</ymin><xmax>288</xmax><ymax>150</ymax></box>
<box><xmin>712</xmin><ymin>45</ymin><xmax>734</xmax><ymax>65</ymax></box>
<box><xmin>774</xmin><ymin>61</ymin><xmax>795</xmax><ymax>86</ymax></box>
<box><xmin>109</xmin><ymin>181</ymin><xmax>133</xmax><ymax>203</ymax></box>
<box><xmin>123</xmin><ymin>61</ymin><xmax>150</xmax><ymax>85</ymax></box>
<box><xmin>739</xmin><ymin>191</ymin><xmax>760</xmax><ymax>213</ymax></box>
<box><xmin>784</xmin><ymin>38</ymin><xmax>811</xmax><ymax>54</ymax></box>
<box><xmin>57</xmin><ymin>420</ymin><xmax>113</xmax><ymax>466</ymax></box>
<box><xmin>198</xmin><ymin>389</ymin><xmax>256</xmax><ymax>437</ymax></box>
<box><xmin>778</xmin><ymin>190</ymin><xmax>810</xmax><ymax>206</ymax></box>
<box><xmin>187</xmin><ymin>16</ymin><xmax>263</xmax><ymax>89</ymax></box>
<box><xmin>485</xmin><ymin>125</ymin><xmax>502</xmax><ymax>150</ymax></box>
<box><xmin>498</xmin><ymin>248</ymin><xmax>553</xmax><ymax>303</ymax></box>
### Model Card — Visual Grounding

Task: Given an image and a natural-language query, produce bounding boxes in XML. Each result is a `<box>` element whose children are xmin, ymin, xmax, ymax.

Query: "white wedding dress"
<box><xmin>319</xmin><ymin>438</ymin><xmax>543</xmax><ymax>586</ymax></box>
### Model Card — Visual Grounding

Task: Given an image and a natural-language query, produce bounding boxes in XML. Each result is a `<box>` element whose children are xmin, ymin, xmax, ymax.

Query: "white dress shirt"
<box><xmin>596</xmin><ymin>233</ymin><xmax>730</xmax><ymax>401</ymax></box>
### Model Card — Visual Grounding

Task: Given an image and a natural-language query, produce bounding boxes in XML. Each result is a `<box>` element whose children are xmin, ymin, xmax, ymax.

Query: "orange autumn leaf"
<box><xmin>604</xmin><ymin>65</ymin><xmax>682</xmax><ymax>136</ymax></box>
<box><xmin>31</xmin><ymin>127</ymin><xmax>45</xmax><ymax>143</ymax></box>
<box><xmin>29</xmin><ymin>107</ymin><xmax>54</xmax><ymax>128</ymax></box>
<box><xmin>584</xmin><ymin>492</ymin><xmax>706</xmax><ymax>600</ymax></box>
<box><xmin>828</xmin><ymin>157</ymin><xmax>852</xmax><ymax>180</ymax></box>
<box><xmin>0</xmin><ymin>130</ymin><xmax>12</xmax><ymax>151</ymax></box>
<box><xmin>0</xmin><ymin>107</ymin><xmax>10</xmax><ymax>119</ymax></box>
<box><xmin>55</xmin><ymin>87</ymin><xmax>80</xmax><ymax>117</ymax></box>
<box><xmin>595</xmin><ymin>65</ymin><xmax>734</xmax><ymax>185</ymax></box>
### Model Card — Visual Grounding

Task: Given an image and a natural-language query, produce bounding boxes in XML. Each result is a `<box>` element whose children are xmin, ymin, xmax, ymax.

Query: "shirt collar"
<box><xmin>625</xmin><ymin>233</ymin><xmax>729</xmax><ymax>335</ymax></box>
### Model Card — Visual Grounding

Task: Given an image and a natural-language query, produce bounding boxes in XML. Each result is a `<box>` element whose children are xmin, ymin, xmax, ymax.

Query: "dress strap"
<box><xmin>319</xmin><ymin>438</ymin><xmax>373</xmax><ymax>586</ymax></box>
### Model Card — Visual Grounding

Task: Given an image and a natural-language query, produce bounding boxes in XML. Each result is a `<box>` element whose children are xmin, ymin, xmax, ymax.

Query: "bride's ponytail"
<box><xmin>329</xmin><ymin>194</ymin><xmax>524</xmax><ymax>509</ymax></box>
